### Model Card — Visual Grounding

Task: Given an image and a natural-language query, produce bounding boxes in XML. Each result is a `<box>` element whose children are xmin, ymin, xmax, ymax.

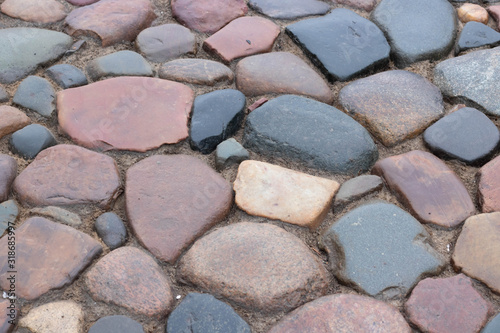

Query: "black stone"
<box><xmin>243</xmin><ymin>95</ymin><xmax>378</xmax><ymax>175</ymax></box>
<box><xmin>286</xmin><ymin>8</ymin><xmax>390</xmax><ymax>82</ymax></box>
<box><xmin>248</xmin><ymin>0</ymin><xmax>330</xmax><ymax>20</ymax></box>
<box><xmin>166</xmin><ymin>293</ymin><xmax>251</xmax><ymax>333</ymax></box>
<box><xmin>189</xmin><ymin>89</ymin><xmax>246</xmax><ymax>154</ymax></box>
<box><xmin>89</xmin><ymin>315</ymin><xmax>144</xmax><ymax>333</ymax></box>
<box><xmin>13</xmin><ymin>76</ymin><xmax>55</xmax><ymax>117</ymax></box>
<box><xmin>423</xmin><ymin>107</ymin><xmax>500</xmax><ymax>166</ymax></box>
<box><xmin>46</xmin><ymin>64</ymin><xmax>88</xmax><ymax>89</ymax></box>
<box><xmin>95</xmin><ymin>212</ymin><xmax>127</xmax><ymax>250</ymax></box>
<box><xmin>455</xmin><ymin>22</ymin><xmax>500</xmax><ymax>55</ymax></box>
<box><xmin>10</xmin><ymin>124</ymin><xmax>57</xmax><ymax>159</ymax></box>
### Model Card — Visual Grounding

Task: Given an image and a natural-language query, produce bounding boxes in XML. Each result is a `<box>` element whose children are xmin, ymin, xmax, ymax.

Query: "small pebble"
<box><xmin>215</xmin><ymin>138</ymin><xmax>249</xmax><ymax>170</ymax></box>
<box><xmin>13</xmin><ymin>76</ymin><xmax>56</xmax><ymax>117</ymax></box>
<box><xmin>95</xmin><ymin>212</ymin><xmax>127</xmax><ymax>250</ymax></box>
<box><xmin>10</xmin><ymin>124</ymin><xmax>57</xmax><ymax>159</ymax></box>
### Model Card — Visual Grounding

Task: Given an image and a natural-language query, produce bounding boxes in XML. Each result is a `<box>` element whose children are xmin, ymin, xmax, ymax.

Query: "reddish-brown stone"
<box><xmin>248</xmin><ymin>98</ymin><xmax>268</xmax><ymax>112</ymax></box>
<box><xmin>332</xmin><ymin>0</ymin><xmax>377</xmax><ymax>11</ymax></box>
<box><xmin>172</xmin><ymin>0</ymin><xmax>248</xmax><ymax>33</ymax></box>
<box><xmin>0</xmin><ymin>217</ymin><xmax>102</xmax><ymax>300</ymax></box>
<box><xmin>0</xmin><ymin>155</ymin><xmax>16</xmax><ymax>203</ymax></box>
<box><xmin>178</xmin><ymin>222</ymin><xmax>329</xmax><ymax>312</ymax></box>
<box><xmin>0</xmin><ymin>300</ymin><xmax>15</xmax><ymax>333</ymax></box>
<box><xmin>57</xmin><ymin>77</ymin><xmax>194</xmax><ymax>152</ymax></box>
<box><xmin>126</xmin><ymin>155</ymin><xmax>232</xmax><ymax>263</ymax></box>
<box><xmin>13</xmin><ymin>144</ymin><xmax>121</xmax><ymax>209</ymax></box>
<box><xmin>488</xmin><ymin>5</ymin><xmax>500</xmax><ymax>30</ymax></box>
<box><xmin>1</xmin><ymin>0</ymin><xmax>66</xmax><ymax>23</ymax></box>
<box><xmin>203</xmin><ymin>17</ymin><xmax>280</xmax><ymax>63</ymax></box>
<box><xmin>65</xmin><ymin>0</ymin><xmax>156</xmax><ymax>46</ymax></box>
<box><xmin>269</xmin><ymin>294</ymin><xmax>411</xmax><ymax>333</ymax></box>
<box><xmin>405</xmin><ymin>274</ymin><xmax>494</xmax><ymax>333</ymax></box>
<box><xmin>86</xmin><ymin>247</ymin><xmax>173</xmax><ymax>318</ymax></box>
<box><xmin>372</xmin><ymin>150</ymin><xmax>475</xmax><ymax>228</ymax></box>
<box><xmin>0</xmin><ymin>106</ymin><xmax>30</xmax><ymax>139</ymax></box>
<box><xmin>478</xmin><ymin>155</ymin><xmax>500</xmax><ymax>213</ymax></box>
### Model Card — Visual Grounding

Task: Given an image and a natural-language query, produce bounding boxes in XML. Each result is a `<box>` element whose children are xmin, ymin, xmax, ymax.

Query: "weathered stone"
<box><xmin>0</xmin><ymin>299</ymin><xmax>15</xmax><ymax>333</ymax></box>
<box><xmin>321</xmin><ymin>201</ymin><xmax>445</xmax><ymax>299</ymax></box>
<box><xmin>9</xmin><ymin>124</ymin><xmax>57</xmax><ymax>159</ymax></box>
<box><xmin>215</xmin><ymin>138</ymin><xmax>249</xmax><ymax>170</ymax></box>
<box><xmin>126</xmin><ymin>155</ymin><xmax>232</xmax><ymax>263</ymax></box>
<box><xmin>0</xmin><ymin>200</ymin><xmax>18</xmax><ymax>237</ymax></box>
<box><xmin>478</xmin><ymin>155</ymin><xmax>500</xmax><ymax>213</ymax></box>
<box><xmin>235</xmin><ymin>52</ymin><xmax>334</xmax><ymax>104</ymax></box>
<box><xmin>0</xmin><ymin>217</ymin><xmax>102</xmax><ymax>300</ymax></box>
<box><xmin>456</xmin><ymin>22</ymin><xmax>500</xmax><ymax>55</ymax></box>
<box><xmin>95</xmin><ymin>212</ymin><xmax>127</xmax><ymax>250</ymax></box>
<box><xmin>0</xmin><ymin>155</ymin><xmax>16</xmax><ymax>203</ymax></box>
<box><xmin>334</xmin><ymin>175</ymin><xmax>383</xmax><ymax>206</ymax></box>
<box><xmin>31</xmin><ymin>206</ymin><xmax>82</xmax><ymax>227</ymax></box>
<box><xmin>248</xmin><ymin>0</ymin><xmax>330</xmax><ymax>20</ymax></box>
<box><xmin>86</xmin><ymin>247</ymin><xmax>173</xmax><ymax>317</ymax></box>
<box><xmin>234</xmin><ymin>160</ymin><xmax>339</xmax><ymax>229</ymax></box>
<box><xmin>13</xmin><ymin>76</ymin><xmax>55</xmax><ymax>117</ymax></box>
<box><xmin>178</xmin><ymin>222</ymin><xmax>329</xmax><ymax>312</ymax></box>
<box><xmin>19</xmin><ymin>301</ymin><xmax>83</xmax><ymax>333</ymax></box>
<box><xmin>46</xmin><ymin>64</ymin><xmax>88</xmax><ymax>89</ymax></box>
<box><xmin>65</xmin><ymin>0</ymin><xmax>156</xmax><ymax>47</ymax></box>
<box><xmin>372</xmin><ymin>150</ymin><xmax>475</xmax><ymax>228</ymax></box>
<box><xmin>243</xmin><ymin>95</ymin><xmax>378</xmax><ymax>175</ymax></box>
<box><xmin>332</xmin><ymin>0</ymin><xmax>377</xmax><ymax>11</ymax></box>
<box><xmin>482</xmin><ymin>313</ymin><xmax>500</xmax><ymax>333</ymax></box>
<box><xmin>89</xmin><ymin>315</ymin><xmax>144</xmax><ymax>333</ymax></box>
<box><xmin>159</xmin><ymin>59</ymin><xmax>233</xmax><ymax>86</ymax></box>
<box><xmin>57</xmin><ymin>77</ymin><xmax>194</xmax><ymax>152</ymax></box>
<box><xmin>458</xmin><ymin>3</ymin><xmax>489</xmax><ymax>24</ymax></box>
<box><xmin>0</xmin><ymin>106</ymin><xmax>30</xmax><ymax>139</ymax></box>
<box><xmin>339</xmin><ymin>70</ymin><xmax>444</xmax><ymax>147</ymax></box>
<box><xmin>13</xmin><ymin>144</ymin><xmax>121</xmax><ymax>209</ymax></box>
<box><xmin>86</xmin><ymin>51</ymin><xmax>153</xmax><ymax>81</ymax></box>
<box><xmin>1</xmin><ymin>0</ymin><xmax>66</xmax><ymax>24</ymax></box>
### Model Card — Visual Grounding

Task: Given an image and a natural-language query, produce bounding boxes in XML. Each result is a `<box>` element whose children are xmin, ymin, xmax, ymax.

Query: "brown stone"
<box><xmin>0</xmin><ymin>155</ymin><xmax>17</xmax><ymax>203</ymax></box>
<box><xmin>458</xmin><ymin>4</ymin><xmax>489</xmax><ymax>25</ymax></box>
<box><xmin>0</xmin><ymin>217</ymin><xmax>102</xmax><ymax>300</ymax></box>
<box><xmin>0</xmin><ymin>106</ymin><xmax>30</xmax><ymax>139</ymax></box>
<box><xmin>203</xmin><ymin>17</ymin><xmax>280</xmax><ymax>63</ymax></box>
<box><xmin>233</xmin><ymin>160</ymin><xmax>339</xmax><ymax>229</ymax></box>
<box><xmin>86</xmin><ymin>247</ymin><xmax>173</xmax><ymax>318</ymax></box>
<box><xmin>126</xmin><ymin>155</ymin><xmax>232</xmax><ymax>263</ymax></box>
<box><xmin>0</xmin><ymin>300</ymin><xmax>15</xmax><ymax>333</ymax></box>
<box><xmin>172</xmin><ymin>0</ymin><xmax>248</xmax><ymax>33</ymax></box>
<box><xmin>159</xmin><ymin>59</ymin><xmax>234</xmax><ymax>86</ymax></box>
<box><xmin>236</xmin><ymin>52</ymin><xmax>334</xmax><ymax>104</ymax></box>
<box><xmin>489</xmin><ymin>6</ymin><xmax>500</xmax><ymax>30</ymax></box>
<box><xmin>57</xmin><ymin>77</ymin><xmax>194</xmax><ymax>152</ymax></box>
<box><xmin>269</xmin><ymin>294</ymin><xmax>411</xmax><ymax>333</ymax></box>
<box><xmin>332</xmin><ymin>0</ymin><xmax>377</xmax><ymax>11</ymax></box>
<box><xmin>1</xmin><ymin>0</ymin><xmax>66</xmax><ymax>24</ymax></box>
<box><xmin>405</xmin><ymin>274</ymin><xmax>494</xmax><ymax>333</ymax></box>
<box><xmin>65</xmin><ymin>0</ymin><xmax>156</xmax><ymax>47</ymax></box>
<box><xmin>478</xmin><ymin>155</ymin><xmax>500</xmax><ymax>213</ymax></box>
<box><xmin>178</xmin><ymin>222</ymin><xmax>329</xmax><ymax>312</ymax></box>
<box><xmin>453</xmin><ymin>213</ymin><xmax>500</xmax><ymax>293</ymax></box>
<box><xmin>373</xmin><ymin>150</ymin><xmax>475</xmax><ymax>228</ymax></box>
<box><xmin>19</xmin><ymin>301</ymin><xmax>83</xmax><ymax>333</ymax></box>
<box><xmin>13</xmin><ymin>144</ymin><xmax>121</xmax><ymax>209</ymax></box>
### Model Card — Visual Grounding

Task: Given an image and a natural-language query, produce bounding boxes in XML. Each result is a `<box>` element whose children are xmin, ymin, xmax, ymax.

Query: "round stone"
<box><xmin>10</xmin><ymin>124</ymin><xmax>57</xmax><ymax>159</ymax></box>
<box><xmin>95</xmin><ymin>212</ymin><xmax>127</xmax><ymax>250</ymax></box>
<box><xmin>1</xmin><ymin>0</ymin><xmax>66</xmax><ymax>24</ymax></box>
<box><xmin>0</xmin><ymin>106</ymin><xmax>30</xmax><ymax>140</ymax></box>
<box><xmin>13</xmin><ymin>76</ymin><xmax>56</xmax><ymax>117</ymax></box>
<box><xmin>86</xmin><ymin>51</ymin><xmax>153</xmax><ymax>81</ymax></box>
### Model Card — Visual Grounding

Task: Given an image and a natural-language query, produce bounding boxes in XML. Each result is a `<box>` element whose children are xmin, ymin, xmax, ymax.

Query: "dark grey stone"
<box><xmin>86</xmin><ymin>50</ymin><xmax>153</xmax><ymax>81</ymax></box>
<box><xmin>167</xmin><ymin>293</ymin><xmax>251</xmax><ymax>333</ymax></box>
<box><xmin>13</xmin><ymin>76</ymin><xmax>55</xmax><ymax>117</ymax></box>
<box><xmin>243</xmin><ymin>95</ymin><xmax>378</xmax><ymax>175</ymax></box>
<box><xmin>215</xmin><ymin>138</ymin><xmax>249</xmax><ymax>170</ymax></box>
<box><xmin>286</xmin><ymin>8</ymin><xmax>390</xmax><ymax>82</ymax></box>
<box><xmin>423</xmin><ymin>107</ymin><xmax>500</xmax><ymax>165</ymax></box>
<box><xmin>372</xmin><ymin>0</ymin><xmax>457</xmax><ymax>68</ymax></box>
<box><xmin>89</xmin><ymin>315</ymin><xmax>144</xmax><ymax>333</ymax></box>
<box><xmin>9</xmin><ymin>124</ymin><xmax>57</xmax><ymax>159</ymax></box>
<box><xmin>46</xmin><ymin>64</ymin><xmax>88</xmax><ymax>89</ymax></box>
<box><xmin>334</xmin><ymin>175</ymin><xmax>383</xmax><ymax>206</ymax></box>
<box><xmin>456</xmin><ymin>22</ymin><xmax>500</xmax><ymax>55</ymax></box>
<box><xmin>190</xmin><ymin>89</ymin><xmax>246</xmax><ymax>154</ymax></box>
<box><xmin>321</xmin><ymin>201</ymin><xmax>445</xmax><ymax>299</ymax></box>
<box><xmin>0</xmin><ymin>155</ymin><xmax>17</xmax><ymax>202</ymax></box>
<box><xmin>249</xmin><ymin>0</ymin><xmax>330</xmax><ymax>20</ymax></box>
<box><xmin>95</xmin><ymin>212</ymin><xmax>127</xmax><ymax>250</ymax></box>
<box><xmin>482</xmin><ymin>313</ymin><xmax>500</xmax><ymax>333</ymax></box>
<box><xmin>0</xmin><ymin>200</ymin><xmax>18</xmax><ymax>236</ymax></box>
<box><xmin>0</xmin><ymin>86</ymin><xmax>8</xmax><ymax>102</ymax></box>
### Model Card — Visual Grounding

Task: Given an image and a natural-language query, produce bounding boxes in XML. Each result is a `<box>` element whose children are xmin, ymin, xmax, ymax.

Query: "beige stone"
<box><xmin>19</xmin><ymin>301</ymin><xmax>83</xmax><ymax>333</ymax></box>
<box><xmin>1</xmin><ymin>0</ymin><xmax>66</xmax><ymax>24</ymax></box>
<box><xmin>234</xmin><ymin>160</ymin><xmax>339</xmax><ymax>229</ymax></box>
<box><xmin>0</xmin><ymin>106</ymin><xmax>30</xmax><ymax>139</ymax></box>
<box><xmin>458</xmin><ymin>4</ymin><xmax>489</xmax><ymax>25</ymax></box>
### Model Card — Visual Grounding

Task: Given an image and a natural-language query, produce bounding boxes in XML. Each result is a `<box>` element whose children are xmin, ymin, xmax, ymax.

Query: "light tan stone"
<box><xmin>19</xmin><ymin>301</ymin><xmax>83</xmax><ymax>333</ymax></box>
<box><xmin>457</xmin><ymin>4</ymin><xmax>489</xmax><ymax>25</ymax></box>
<box><xmin>234</xmin><ymin>160</ymin><xmax>339</xmax><ymax>229</ymax></box>
<box><xmin>0</xmin><ymin>106</ymin><xmax>30</xmax><ymax>139</ymax></box>
<box><xmin>1</xmin><ymin>0</ymin><xmax>66</xmax><ymax>24</ymax></box>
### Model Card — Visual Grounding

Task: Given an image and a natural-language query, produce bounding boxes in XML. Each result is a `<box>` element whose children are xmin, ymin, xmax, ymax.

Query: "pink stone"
<box><xmin>478</xmin><ymin>155</ymin><xmax>500</xmax><ymax>213</ymax></box>
<box><xmin>0</xmin><ymin>106</ymin><xmax>31</xmax><ymax>139</ymax></box>
<box><xmin>1</xmin><ymin>0</ymin><xmax>67</xmax><ymax>23</ymax></box>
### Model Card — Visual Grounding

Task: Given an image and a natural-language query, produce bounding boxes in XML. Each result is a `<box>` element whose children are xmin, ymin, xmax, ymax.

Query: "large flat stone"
<box><xmin>478</xmin><ymin>155</ymin><xmax>500</xmax><ymax>213</ymax></box>
<box><xmin>159</xmin><ymin>59</ymin><xmax>233</xmax><ymax>86</ymax></box>
<box><xmin>1</xmin><ymin>0</ymin><xmax>66</xmax><ymax>23</ymax></box>
<box><xmin>19</xmin><ymin>301</ymin><xmax>84</xmax><ymax>333</ymax></box>
<box><xmin>0</xmin><ymin>155</ymin><xmax>17</xmax><ymax>203</ymax></box>
<box><xmin>248</xmin><ymin>0</ymin><xmax>330</xmax><ymax>20</ymax></box>
<box><xmin>86</xmin><ymin>51</ymin><xmax>153</xmax><ymax>81</ymax></box>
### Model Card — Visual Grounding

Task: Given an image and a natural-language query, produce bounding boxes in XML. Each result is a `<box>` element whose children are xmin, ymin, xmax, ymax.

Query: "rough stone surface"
<box><xmin>248</xmin><ymin>0</ymin><xmax>330</xmax><ymax>20</ymax></box>
<box><xmin>268</xmin><ymin>294</ymin><xmax>411</xmax><ymax>333</ymax></box>
<box><xmin>0</xmin><ymin>200</ymin><xmax>18</xmax><ymax>236</ymax></box>
<box><xmin>371</xmin><ymin>0</ymin><xmax>457</xmax><ymax>68</ymax></box>
<box><xmin>234</xmin><ymin>160</ymin><xmax>340</xmax><ymax>229</ymax></box>
<box><xmin>0</xmin><ymin>299</ymin><xmax>14</xmax><ymax>333</ymax></box>
<box><xmin>235</xmin><ymin>52</ymin><xmax>334</xmax><ymax>104</ymax></box>
<box><xmin>405</xmin><ymin>274</ymin><xmax>493</xmax><ymax>333</ymax></box>
<box><xmin>19</xmin><ymin>301</ymin><xmax>84</xmax><ymax>333</ymax></box>
<box><xmin>172</xmin><ymin>0</ymin><xmax>248</xmax><ymax>33</ymax></box>
<box><xmin>456</xmin><ymin>22</ymin><xmax>500</xmax><ymax>55</ymax></box>
<box><xmin>9</xmin><ymin>124</ymin><xmax>57</xmax><ymax>159</ymax></box>
<box><xmin>204</xmin><ymin>17</ymin><xmax>280</xmax><ymax>63</ymax></box>
<box><xmin>372</xmin><ymin>150</ymin><xmax>475</xmax><ymax>228</ymax></box>
<box><xmin>13</xmin><ymin>144</ymin><xmax>121</xmax><ymax>209</ymax></box>
<box><xmin>13</xmin><ymin>76</ymin><xmax>56</xmax><ymax>117</ymax></box>
<box><xmin>215</xmin><ymin>138</ymin><xmax>249</xmax><ymax>170</ymax></box>
<box><xmin>334</xmin><ymin>175</ymin><xmax>383</xmax><ymax>206</ymax></box>
<box><xmin>65</xmin><ymin>0</ymin><xmax>156</xmax><ymax>46</ymax></box>
<box><xmin>1</xmin><ymin>0</ymin><xmax>66</xmax><ymax>24</ymax></box>
<box><xmin>126</xmin><ymin>155</ymin><xmax>232</xmax><ymax>263</ymax></box>
<box><xmin>46</xmin><ymin>64</ymin><xmax>88</xmax><ymax>89</ymax></box>
<box><xmin>332</xmin><ymin>0</ymin><xmax>377</xmax><ymax>11</ymax></box>
<box><xmin>167</xmin><ymin>293</ymin><xmax>251</xmax><ymax>333</ymax></box>
<box><xmin>321</xmin><ymin>201</ymin><xmax>445</xmax><ymax>299</ymax></box>
<box><xmin>86</xmin><ymin>51</ymin><xmax>153</xmax><ymax>81</ymax></box>
<box><xmin>452</xmin><ymin>213</ymin><xmax>500</xmax><ymax>293</ymax></box>
<box><xmin>458</xmin><ymin>3</ymin><xmax>489</xmax><ymax>24</ymax></box>
<box><xmin>89</xmin><ymin>315</ymin><xmax>144</xmax><ymax>333</ymax></box>
<box><xmin>0</xmin><ymin>155</ymin><xmax>17</xmax><ymax>203</ymax></box>
<box><xmin>159</xmin><ymin>59</ymin><xmax>233</xmax><ymax>86</ymax></box>
<box><xmin>243</xmin><ymin>95</ymin><xmax>378</xmax><ymax>175</ymax></box>
<box><xmin>339</xmin><ymin>70</ymin><xmax>444</xmax><ymax>147</ymax></box>
<box><xmin>178</xmin><ymin>222</ymin><xmax>329</xmax><ymax>312</ymax></box>
<box><xmin>86</xmin><ymin>247</ymin><xmax>173</xmax><ymax>317</ymax></box>
<box><xmin>189</xmin><ymin>89</ymin><xmax>246</xmax><ymax>154</ymax></box>
<box><xmin>136</xmin><ymin>24</ymin><xmax>196</xmax><ymax>63</ymax></box>
<box><xmin>0</xmin><ymin>217</ymin><xmax>102</xmax><ymax>300</ymax></box>
<box><xmin>482</xmin><ymin>313</ymin><xmax>500</xmax><ymax>333</ymax></box>
<box><xmin>57</xmin><ymin>77</ymin><xmax>194</xmax><ymax>152</ymax></box>
<box><xmin>478</xmin><ymin>155</ymin><xmax>500</xmax><ymax>213</ymax></box>
<box><xmin>286</xmin><ymin>9</ymin><xmax>390</xmax><ymax>82</ymax></box>
<box><xmin>95</xmin><ymin>212</ymin><xmax>127</xmax><ymax>250</ymax></box>
<box><xmin>31</xmin><ymin>206</ymin><xmax>82</xmax><ymax>227</ymax></box>
<box><xmin>0</xmin><ymin>106</ymin><xmax>30</xmax><ymax>140</ymax></box>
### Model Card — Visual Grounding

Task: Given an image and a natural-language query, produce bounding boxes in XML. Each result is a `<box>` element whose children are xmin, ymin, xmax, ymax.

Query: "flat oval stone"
<box><xmin>31</xmin><ymin>206</ymin><xmax>82</xmax><ymax>227</ymax></box>
<box><xmin>458</xmin><ymin>3</ymin><xmax>489</xmax><ymax>24</ymax></box>
<box><xmin>268</xmin><ymin>294</ymin><xmax>411</xmax><ymax>333</ymax></box>
<box><xmin>65</xmin><ymin>0</ymin><xmax>156</xmax><ymax>46</ymax></box>
<box><xmin>178</xmin><ymin>222</ymin><xmax>329</xmax><ymax>312</ymax></box>
<box><xmin>371</xmin><ymin>0</ymin><xmax>457</xmax><ymax>68</ymax></box>
<box><xmin>0</xmin><ymin>155</ymin><xmax>17</xmax><ymax>203</ymax></box>
<box><xmin>372</xmin><ymin>150</ymin><xmax>475</xmax><ymax>228</ymax></box>
<box><xmin>334</xmin><ymin>175</ymin><xmax>383</xmax><ymax>206</ymax></box>
<box><xmin>478</xmin><ymin>155</ymin><xmax>500</xmax><ymax>213</ymax></box>
<box><xmin>95</xmin><ymin>212</ymin><xmax>127</xmax><ymax>250</ymax></box>
<box><xmin>46</xmin><ymin>64</ymin><xmax>88</xmax><ymax>89</ymax></box>
<box><xmin>243</xmin><ymin>95</ymin><xmax>378</xmax><ymax>175</ymax></box>
<box><xmin>0</xmin><ymin>217</ymin><xmax>102</xmax><ymax>300</ymax></box>
<box><xmin>286</xmin><ymin>8</ymin><xmax>390</xmax><ymax>82</ymax></box>
<box><xmin>248</xmin><ymin>0</ymin><xmax>330</xmax><ymax>20</ymax></box>
<box><xmin>0</xmin><ymin>106</ymin><xmax>30</xmax><ymax>140</ymax></box>
<box><xmin>235</xmin><ymin>52</ymin><xmax>334</xmax><ymax>104</ymax></box>
<box><xmin>126</xmin><ymin>155</ymin><xmax>232</xmax><ymax>263</ymax></box>
<box><xmin>86</xmin><ymin>247</ymin><xmax>173</xmax><ymax>317</ymax></box>
<box><xmin>10</xmin><ymin>124</ymin><xmax>57</xmax><ymax>159</ymax></box>
<box><xmin>57</xmin><ymin>77</ymin><xmax>194</xmax><ymax>152</ymax></box>
<box><xmin>456</xmin><ymin>22</ymin><xmax>500</xmax><ymax>55</ymax></box>
<box><xmin>159</xmin><ymin>59</ymin><xmax>233</xmax><ymax>86</ymax></box>
<box><xmin>13</xmin><ymin>76</ymin><xmax>55</xmax><ymax>117</ymax></box>
<box><xmin>339</xmin><ymin>70</ymin><xmax>444</xmax><ymax>147</ymax></box>
<box><xmin>13</xmin><ymin>144</ymin><xmax>121</xmax><ymax>209</ymax></box>
<box><xmin>89</xmin><ymin>315</ymin><xmax>144</xmax><ymax>333</ymax></box>
<box><xmin>86</xmin><ymin>51</ymin><xmax>152</xmax><ymax>81</ymax></box>
<box><xmin>1</xmin><ymin>0</ymin><xmax>66</xmax><ymax>24</ymax></box>
<box><xmin>19</xmin><ymin>301</ymin><xmax>84</xmax><ymax>333</ymax></box>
